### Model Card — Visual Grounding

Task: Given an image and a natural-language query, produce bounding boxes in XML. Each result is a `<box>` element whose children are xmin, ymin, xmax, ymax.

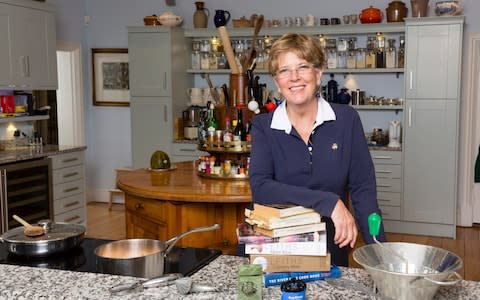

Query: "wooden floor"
<box><xmin>86</xmin><ymin>202</ymin><xmax>480</xmax><ymax>281</ymax></box>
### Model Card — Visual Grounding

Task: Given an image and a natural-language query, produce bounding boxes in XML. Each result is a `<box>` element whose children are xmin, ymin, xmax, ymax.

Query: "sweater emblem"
<box><xmin>332</xmin><ymin>143</ymin><xmax>338</xmax><ymax>150</ymax></box>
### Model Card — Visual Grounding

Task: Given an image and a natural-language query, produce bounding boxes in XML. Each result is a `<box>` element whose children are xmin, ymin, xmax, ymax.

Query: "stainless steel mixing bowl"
<box><xmin>353</xmin><ymin>242</ymin><xmax>463</xmax><ymax>300</ymax></box>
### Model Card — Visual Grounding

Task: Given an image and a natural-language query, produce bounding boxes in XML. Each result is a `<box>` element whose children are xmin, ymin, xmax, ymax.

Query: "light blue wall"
<box><xmin>50</xmin><ymin>0</ymin><xmax>480</xmax><ymax>200</ymax></box>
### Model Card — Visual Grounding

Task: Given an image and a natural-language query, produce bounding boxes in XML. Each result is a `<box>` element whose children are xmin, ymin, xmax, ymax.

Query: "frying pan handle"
<box><xmin>424</xmin><ymin>271</ymin><xmax>462</xmax><ymax>286</ymax></box>
<box><xmin>164</xmin><ymin>223</ymin><xmax>221</xmax><ymax>256</ymax></box>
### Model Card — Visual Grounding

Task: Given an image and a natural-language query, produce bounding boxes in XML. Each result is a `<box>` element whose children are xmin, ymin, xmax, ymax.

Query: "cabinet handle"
<box><xmin>62</xmin><ymin>158</ymin><xmax>78</xmax><ymax>163</ymax></box>
<box><xmin>409</xmin><ymin>71</ymin><xmax>413</xmax><ymax>90</ymax></box>
<box><xmin>64</xmin><ymin>215</ymin><xmax>81</xmax><ymax>223</ymax></box>
<box><xmin>180</xmin><ymin>149</ymin><xmax>195</xmax><ymax>152</ymax></box>
<box><xmin>164</xmin><ymin>105</ymin><xmax>168</xmax><ymax>122</ymax></box>
<box><xmin>376</xmin><ymin>170</ymin><xmax>392</xmax><ymax>173</ymax></box>
<box><xmin>64</xmin><ymin>201</ymin><xmax>80</xmax><ymax>208</ymax></box>
<box><xmin>408</xmin><ymin>107</ymin><xmax>412</xmax><ymax>127</ymax></box>
<box><xmin>377</xmin><ymin>184</ymin><xmax>392</xmax><ymax>187</ymax></box>
<box><xmin>135</xmin><ymin>203</ymin><xmax>144</xmax><ymax>210</ymax></box>
<box><xmin>63</xmin><ymin>172</ymin><xmax>79</xmax><ymax>178</ymax></box>
<box><xmin>64</xmin><ymin>187</ymin><xmax>79</xmax><ymax>193</ymax></box>
<box><xmin>372</xmin><ymin>156</ymin><xmax>392</xmax><ymax>160</ymax></box>
<box><xmin>163</xmin><ymin>72</ymin><xmax>167</xmax><ymax>90</ymax></box>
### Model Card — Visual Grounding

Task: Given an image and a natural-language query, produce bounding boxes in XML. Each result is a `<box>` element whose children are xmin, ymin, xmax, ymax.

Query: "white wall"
<box><xmin>50</xmin><ymin>0</ymin><xmax>480</xmax><ymax>205</ymax></box>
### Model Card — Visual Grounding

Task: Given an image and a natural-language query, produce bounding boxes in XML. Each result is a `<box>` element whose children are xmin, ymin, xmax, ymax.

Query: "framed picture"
<box><xmin>92</xmin><ymin>48</ymin><xmax>130</xmax><ymax>107</ymax></box>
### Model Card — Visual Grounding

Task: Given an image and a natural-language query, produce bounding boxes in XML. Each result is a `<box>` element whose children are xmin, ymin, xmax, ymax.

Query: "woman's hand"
<box><xmin>330</xmin><ymin>199</ymin><xmax>358</xmax><ymax>248</ymax></box>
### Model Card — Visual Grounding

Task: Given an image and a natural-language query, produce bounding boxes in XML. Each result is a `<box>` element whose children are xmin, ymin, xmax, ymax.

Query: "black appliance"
<box><xmin>0</xmin><ymin>238</ymin><xmax>221</xmax><ymax>277</ymax></box>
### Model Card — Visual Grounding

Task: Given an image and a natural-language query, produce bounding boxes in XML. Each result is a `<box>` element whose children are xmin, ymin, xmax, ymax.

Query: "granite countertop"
<box><xmin>0</xmin><ymin>255</ymin><xmax>478</xmax><ymax>299</ymax></box>
<box><xmin>0</xmin><ymin>145</ymin><xmax>87</xmax><ymax>164</ymax></box>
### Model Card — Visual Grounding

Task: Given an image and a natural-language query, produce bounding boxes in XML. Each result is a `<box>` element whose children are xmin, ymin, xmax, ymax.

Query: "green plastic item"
<box><xmin>237</xmin><ymin>264</ymin><xmax>263</xmax><ymax>300</ymax></box>
<box><xmin>368</xmin><ymin>213</ymin><xmax>382</xmax><ymax>237</ymax></box>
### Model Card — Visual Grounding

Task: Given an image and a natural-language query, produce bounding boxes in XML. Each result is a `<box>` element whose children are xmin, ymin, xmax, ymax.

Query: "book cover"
<box><xmin>245</xmin><ymin>211</ymin><xmax>322</xmax><ymax>229</ymax></box>
<box><xmin>250</xmin><ymin>253</ymin><xmax>331</xmax><ymax>273</ymax></box>
<box><xmin>237</xmin><ymin>222</ymin><xmax>323</xmax><ymax>244</ymax></box>
<box><xmin>263</xmin><ymin>265</ymin><xmax>342</xmax><ymax>287</ymax></box>
<box><xmin>245</xmin><ymin>240</ymin><xmax>327</xmax><ymax>256</ymax></box>
<box><xmin>251</xmin><ymin>203</ymin><xmax>316</xmax><ymax>219</ymax></box>
<box><xmin>253</xmin><ymin>222</ymin><xmax>326</xmax><ymax>238</ymax></box>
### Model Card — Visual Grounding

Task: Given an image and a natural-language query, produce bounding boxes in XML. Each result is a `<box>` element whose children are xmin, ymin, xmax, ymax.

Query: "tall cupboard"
<box><xmin>386</xmin><ymin>16</ymin><xmax>463</xmax><ymax>238</ymax></box>
<box><xmin>128</xmin><ymin>27</ymin><xmax>192</xmax><ymax>168</ymax></box>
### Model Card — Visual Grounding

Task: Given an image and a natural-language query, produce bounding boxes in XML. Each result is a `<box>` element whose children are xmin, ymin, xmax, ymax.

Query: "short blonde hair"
<box><xmin>268</xmin><ymin>33</ymin><xmax>325</xmax><ymax>76</ymax></box>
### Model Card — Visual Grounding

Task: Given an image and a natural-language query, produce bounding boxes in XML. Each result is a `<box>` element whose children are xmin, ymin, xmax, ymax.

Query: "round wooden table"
<box><xmin>117</xmin><ymin>161</ymin><xmax>252</xmax><ymax>254</ymax></box>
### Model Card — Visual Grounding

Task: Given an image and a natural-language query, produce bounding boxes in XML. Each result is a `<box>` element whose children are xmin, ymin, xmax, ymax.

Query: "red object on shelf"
<box><xmin>0</xmin><ymin>95</ymin><xmax>15</xmax><ymax>113</ymax></box>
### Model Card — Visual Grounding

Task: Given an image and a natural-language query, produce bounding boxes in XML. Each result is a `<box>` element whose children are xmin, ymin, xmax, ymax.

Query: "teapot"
<box><xmin>158</xmin><ymin>11</ymin><xmax>183</xmax><ymax>27</ymax></box>
<box><xmin>359</xmin><ymin>6</ymin><xmax>383</xmax><ymax>23</ymax></box>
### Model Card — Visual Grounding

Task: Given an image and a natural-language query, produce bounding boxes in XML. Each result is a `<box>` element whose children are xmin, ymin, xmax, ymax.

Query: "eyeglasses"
<box><xmin>275</xmin><ymin>63</ymin><xmax>317</xmax><ymax>79</ymax></box>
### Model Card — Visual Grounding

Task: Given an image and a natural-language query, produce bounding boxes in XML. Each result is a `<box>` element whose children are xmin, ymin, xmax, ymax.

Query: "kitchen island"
<box><xmin>117</xmin><ymin>161</ymin><xmax>251</xmax><ymax>254</ymax></box>
<box><xmin>0</xmin><ymin>255</ymin><xmax>478</xmax><ymax>299</ymax></box>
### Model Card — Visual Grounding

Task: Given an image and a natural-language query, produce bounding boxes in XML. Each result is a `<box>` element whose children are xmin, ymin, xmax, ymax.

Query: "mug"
<box><xmin>284</xmin><ymin>17</ymin><xmax>293</xmax><ymax>27</ymax></box>
<box><xmin>187</xmin><ymin>87</ymin><xmax>203</xmax><ymax>97</ymax></box>
<box><xmin>294</xmin><ymin>17</ymin><xmax>303</xmax><ymax>27</ymax></box>
<box><xmin>320</xmin><ymin>18</ymin><xmax>330</xmax><ymax>25</ymax></box>
<box><xmin>305</xmin><ymin>14</ymin><xmax>316</xmax><ymax>26</ymax></box>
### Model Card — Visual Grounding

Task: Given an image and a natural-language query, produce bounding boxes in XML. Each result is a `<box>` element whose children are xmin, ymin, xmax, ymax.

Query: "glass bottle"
<box><xmin>233</xmin><ymin>108</ymin><xmax>246</xmax><ymax>141</ymax></box>
<box><xmin>386</xmin><ymin>39</ymin><xmax>396</xmax><ymax>69</ymax></box>
<box><xmin>223</xmin><ymin>117</ymin><xmax>233</xmax><ymax>143</ymax></box>
<box><xmin>397</xmin><ymin>35</ymin><xmax>405</xmax><ymax>68</ymax></box>
<box><xmin>375</xmin><ymin>33</ymin><xmax>385</xmax><ymax>68</ymax></box>
<box><xmin>206</xmin><ymin>102</ymin><xmax>218</xmax><ymax>137</ymax></box>
<box><xmin>327</xmin><ymin>74</ymin><xmax>338</xmax><ymax>103</ymax></box>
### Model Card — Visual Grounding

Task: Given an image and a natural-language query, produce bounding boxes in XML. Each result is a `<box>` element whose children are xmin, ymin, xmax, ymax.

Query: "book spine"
<box><xmin>245</xmin><ymin>241</ymin><xmax>327</xmax><ymax>256</ymax></box>
<box><xmin>263</xmin><ymin>266</ymin><xmax>341</xmax><ymax>287</ymax></box>
<box><xmin>251</xmin><ymin>212</ymin><xmax>322</xmax><ymax>230</ymax></box>
<box><xmin>255</xmin><ymin>223</ymin><xmax>326</xmax><ymax>238</ymax></box>
<box><xmin>238</xmin><ymin>232</ymin><xmax>321</xmax><ymax>244</ymax></box>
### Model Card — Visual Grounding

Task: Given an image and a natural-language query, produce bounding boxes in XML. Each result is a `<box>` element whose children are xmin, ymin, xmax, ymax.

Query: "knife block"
<box><xmin>229</xmin><ymin>73</ymin><xmax>248</xmax><ymax>107</ymax></box>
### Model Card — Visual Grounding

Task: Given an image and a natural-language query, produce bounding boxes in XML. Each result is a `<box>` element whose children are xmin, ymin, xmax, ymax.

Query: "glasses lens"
<box><xmin>275</xmin><ymin>64</ymin><xmax>314</xmax><ymax>79</ymax></box>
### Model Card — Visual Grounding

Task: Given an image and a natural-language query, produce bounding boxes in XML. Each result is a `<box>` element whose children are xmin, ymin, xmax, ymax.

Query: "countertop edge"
<box><xmin>0</xmin><ymin>145</ymin><xmax>87</xmax><ymax>165</ymax></box>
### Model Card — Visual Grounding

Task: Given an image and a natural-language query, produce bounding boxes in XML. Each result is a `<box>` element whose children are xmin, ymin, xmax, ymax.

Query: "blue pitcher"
<box><xmin>213</xmin><ymin>9</ymin><xmax>231</xmax><ymax>27</ymax></box>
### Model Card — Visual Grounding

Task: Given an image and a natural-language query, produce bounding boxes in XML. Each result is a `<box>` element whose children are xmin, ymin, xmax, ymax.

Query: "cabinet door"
<box><xmin>405</xmin><ymin>22</ymin><xmax>462</xmax><ymax>100</ymax></box>
<box><xmin>0</xmin><ymin>4</ymin><xmax>14</xmax><ymax>88</ymax></box>
<box><xmin>128</xmin><ymin>31</ymin><xmax>171</xmax><ymax>97</ymax></box>
<box><xmin>130</xmin><ymin>97</ymin><xmax>173</xmax><ymax>168</ymax></box>
<box><xmin>403</xmin><ymin>99</ymin><xmax>457</xmax><ymax>224</ymax></box>
<box><xmin>10</xmin><ymin>5</ymin><xmax>57</xmax><ymax>89</ymax></box>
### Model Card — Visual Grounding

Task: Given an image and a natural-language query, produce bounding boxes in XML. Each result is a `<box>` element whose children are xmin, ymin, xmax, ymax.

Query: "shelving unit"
<box><xmin>0</xmin><ymin>115</ymin><xmax>49</xmax><ymax>124</ymax></box>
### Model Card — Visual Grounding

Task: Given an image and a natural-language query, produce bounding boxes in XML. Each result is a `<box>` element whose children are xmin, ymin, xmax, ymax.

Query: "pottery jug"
<box><xmin>386</xmin><ymin>1</ymin><xmax>408</xmax><ymax>22</ymax></box>
<box><xmin>213</xmin><ymin>9</ymin><xmax>231</xmax><ymax>27</ymax></box>
<box><xmin>359</xmin><ymin>6</ymin><xmax>383</xmax><ymax>23</ymax></box>
<box><xmin>411</xmin><ymin>0</ymin><xmax>429</xmax><ymax>17</ymax></box>
<box><xmin>193</xmin><ymin>1</ymin><xmax>209</xmax><ymax>28</ymax></box>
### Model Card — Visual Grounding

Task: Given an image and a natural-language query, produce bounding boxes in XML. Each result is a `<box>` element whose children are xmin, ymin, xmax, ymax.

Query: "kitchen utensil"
<box><xmin>244</xmin><ymin>14</ymin><xmax>264</xmax><ymax>71</ymax></box>
<box><xmin>200</xmin><ymin>73</ymin><xmax>220</xmax><ymax>104</ymax></box>
<box><xmin>359</xmin><ymin>6</ymin><xmax>383</xmax><ymax>23</ymax></box>
<box><xmin>94</xmin><ymin>223</ymin><xmax>221</xmax><ymax>278</ymax></box>
<box><xmin>217</xmin><ymin>26</ymin><xmax>240</xmax><ymax>74</ymax></box>
<box><xmin>175</xmin><ymin>277</ymin><xmax>218</xmax><ymax>295</ymax></box>
<box><xmin>353</xmin><ymin>242</ymin><xmax>462</xmax><ymax>300</ymax></box>
<box><xmin>0</xmin><ymin>221</ymin><xmax>85</xmax><ymax>256</ymax></box>
<box><xmin>110</xmin><ymin>273</ymin><xmax>182</xmax><ymax>294</ymax></box>
<box><xmin>12</xmin><ymin>215</ymin><xmax>44</xmax><ymax>237</ymax></box>
<box><xmin>388</xmin><ymin>120</ymin><xmax>401</xmax><ymax>148</ymax></box>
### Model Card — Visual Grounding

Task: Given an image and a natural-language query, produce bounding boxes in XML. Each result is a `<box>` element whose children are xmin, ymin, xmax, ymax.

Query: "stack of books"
<box><xmin>238</xmin><ymin>203</ymin><xmax>340</xmax><ymax>286</ymax></box>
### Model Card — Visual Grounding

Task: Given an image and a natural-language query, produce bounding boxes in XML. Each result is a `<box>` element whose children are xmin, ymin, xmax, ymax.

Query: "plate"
<box><xmin>146</xmin><ymin>165</ymin><xmax>177</xmax><ymax>172</ymax></box>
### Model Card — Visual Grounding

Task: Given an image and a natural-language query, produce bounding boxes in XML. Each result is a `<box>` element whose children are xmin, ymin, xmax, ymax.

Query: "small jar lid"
<box><xmin>280</xmin><ymin>278</ymin><xmax>306</xmax><ymax>292</ymax></box>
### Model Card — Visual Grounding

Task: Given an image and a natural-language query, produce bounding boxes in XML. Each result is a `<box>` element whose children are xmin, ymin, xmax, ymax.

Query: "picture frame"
<box><xmin>92</xmin><ymin>48</ymin><xmax>130</xmax><ymax>107</ymax></box>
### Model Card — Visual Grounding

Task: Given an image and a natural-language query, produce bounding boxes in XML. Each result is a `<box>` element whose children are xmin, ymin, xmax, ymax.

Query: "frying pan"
<box><xmin>94</xmin><ymin>224</ymin><xmax>221</xmax><ymax>278</ymax></box>
<box><xmin>0</xmin><ymin>221</ymin><xmax>85</xmax><ymax>257</ymax></box>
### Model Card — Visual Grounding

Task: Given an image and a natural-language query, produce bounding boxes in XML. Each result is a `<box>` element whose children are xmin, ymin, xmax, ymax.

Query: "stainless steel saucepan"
<box><xmin>94</xmin><ymin>223</ymin><xmax>221</xmax><ymax>278</ymax></box>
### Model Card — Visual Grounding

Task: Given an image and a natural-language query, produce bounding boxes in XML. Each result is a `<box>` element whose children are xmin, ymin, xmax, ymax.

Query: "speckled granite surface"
<box><xmin>0</xmin><ymin>145</ymin><xmax>86</xmax><ymax>164</ymax></box>
<box><xmin>0</xmin><ymin>255</ymin><xmax>478</xmax><ymax>299</ymax></box>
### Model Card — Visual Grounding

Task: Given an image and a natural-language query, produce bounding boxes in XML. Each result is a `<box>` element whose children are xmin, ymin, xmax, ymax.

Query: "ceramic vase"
<box><xmin>193</xmin><ymin>1</ymin><xmax>209</xmax><ymax>28</ymax></box>
<box><xmin>410</xmin><ymin>0</ymin><xmax>429</xmax><ymax>17</ymax></box>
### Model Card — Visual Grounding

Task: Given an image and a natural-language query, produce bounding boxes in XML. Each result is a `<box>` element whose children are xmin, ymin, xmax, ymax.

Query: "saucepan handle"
<box><xmin>164</xmin><ymin>224</ymin><xmax>221</xmax><ymax>256</ymax></box>
<box><xmin>423</xmin><ymin>271</ymin><xmax>462</xmax><ymax>286</ymax></box>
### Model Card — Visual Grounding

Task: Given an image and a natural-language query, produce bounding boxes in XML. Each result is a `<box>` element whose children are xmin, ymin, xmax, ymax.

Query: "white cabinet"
<box><xmin>172</xmin><ymin>142</ymin><xmax>208</xmax><ymax>162</ymax></box>
<box><xmin>50</xmin><ymin>151</ymin><xmax>86</xmax><ymax>225</ymax></box>
<box><xmin>385</xmin><ymin>17</ymin><xmax>464</xmax><ymax>238</ymax></box>
<box><xmin>128</xmin><ymin>27</ymin><xmax>192</xmax><ymax>168</ymax></box>
<box><xmin>0</xmin><ymin>0</ymin><xmax>57</xmax><ymax>90</ymax></box>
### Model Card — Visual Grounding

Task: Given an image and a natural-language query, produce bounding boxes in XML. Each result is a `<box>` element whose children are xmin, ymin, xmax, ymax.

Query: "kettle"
<box><xmin>388</xmin><ymin>120</ymin><xmax>401</xmax><ymax>148</ymax></box>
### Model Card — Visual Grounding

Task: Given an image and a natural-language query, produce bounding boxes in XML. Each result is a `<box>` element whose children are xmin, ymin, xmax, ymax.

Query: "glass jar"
<box><xmin>356</xmin><ymin>48</ymin><xmax>366</xmax><ymax>69</ymax></box>
<box><xmin>327</xmin><ymin>49</ymin><xmax>337</xmax><ymax>69</ymax></box>
<box><xmin>209</xmin><ymin>52</ymin><xmax>218</xmax><ymax>69</ymax></box>
<box><xmin>200</xmin><ymin>52</ymin><xmax>210</xmax><ymax>69</ymax></box>
<box><xmin>346</xmin><ymin>50</ymin><xmax>356</xmax><ymax>69</ymax></box>
<box><xmin>366</xmin><ymin>49</ymin><xmax>376</xmax><ymax>69</ymax></box>
<box><xmin>337</xmin><ymin>38</ymin><xmax>347</xmax><ymax>52</ymax></box>
<box><xmin>337</xmin><ymin>51</ymin><xmax>347</xmax><ymax>69</ymax></box>
<box><xmin>191</xmin><ymin>50</ymin><xmax>201</xmax><ymax>69</ymax></box>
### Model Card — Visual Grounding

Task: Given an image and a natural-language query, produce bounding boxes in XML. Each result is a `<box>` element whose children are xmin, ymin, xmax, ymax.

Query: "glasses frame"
<box><xmin>274</xmin><ymin>63</ymin><xmax>318</xmax><ymax>80</ymax></box>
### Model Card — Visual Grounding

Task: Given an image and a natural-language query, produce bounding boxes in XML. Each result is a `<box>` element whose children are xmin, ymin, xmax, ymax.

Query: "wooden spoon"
<box><xmin>13</xmin><ymin>215</ymin><xmax>44</xmax><ymax>237</ymax></box>
<box><xmin>244</xmin><ymin>14</ymin><xmax>264</xmax><ymax>70</ymax></box>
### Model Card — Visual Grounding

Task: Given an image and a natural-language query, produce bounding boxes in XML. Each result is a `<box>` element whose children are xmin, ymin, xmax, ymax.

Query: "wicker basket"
<box><xmin>232</xmin><ymin>18</ymin><xmax>253</xmax><ymax>28</ymax></box>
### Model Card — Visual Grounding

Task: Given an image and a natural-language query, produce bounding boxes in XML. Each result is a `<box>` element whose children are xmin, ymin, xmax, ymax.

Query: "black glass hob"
<box><xmin>0</xmin><ymin>238</ymin><xmax>221</xmax><ymax>277</ymax></box>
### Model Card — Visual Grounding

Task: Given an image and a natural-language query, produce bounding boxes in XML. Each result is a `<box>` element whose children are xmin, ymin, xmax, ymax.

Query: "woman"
<box><xmin>248</xmin><ymin>33</ymin><xmax>385</xmax><ymax>266</ymax></box>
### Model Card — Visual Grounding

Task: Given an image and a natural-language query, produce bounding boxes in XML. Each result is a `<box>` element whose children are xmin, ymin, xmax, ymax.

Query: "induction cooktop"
<box><xmin>0</xmin><ymin>238</ymin><xmax>221</xmax><ymax>277</ymax></box>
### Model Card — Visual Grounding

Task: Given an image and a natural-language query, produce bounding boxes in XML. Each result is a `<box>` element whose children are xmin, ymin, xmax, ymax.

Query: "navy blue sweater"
<box><xmin>249</xmin><ymin>101</ymin><xmax>385</xmax><ymax>265</ymax></box>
